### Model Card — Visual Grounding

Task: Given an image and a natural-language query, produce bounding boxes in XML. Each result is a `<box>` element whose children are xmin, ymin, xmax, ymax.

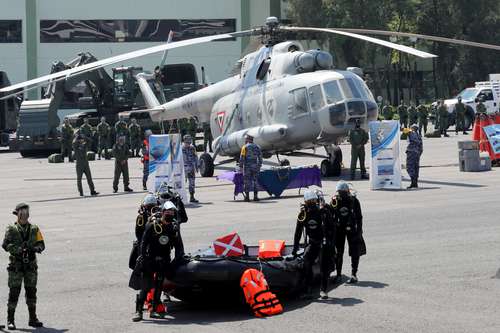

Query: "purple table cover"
<box><xmin>216</xmin><ymin>166</ymin><xmax>322</xmax><ymax>198</ymax></box>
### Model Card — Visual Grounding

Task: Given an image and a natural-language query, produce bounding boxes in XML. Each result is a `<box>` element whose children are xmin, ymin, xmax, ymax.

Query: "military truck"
<box><xmin>15</xmin><ymin>53</ymin><xmax>144</xmax><ymax>156</ymax></box>
<box><xmin>434</xmin><ymin>76</ymin><xmax>500</xmax><ymax>130</ymax></box>
<box><xmin>0</xmin><ymin>71</ymin><xmax>20</xmax><ymax>148</ymax></box>
<box><xmin>119</xmin><ymin>63</ymin><xmax>201</xmax><ymax>133</ymax></box>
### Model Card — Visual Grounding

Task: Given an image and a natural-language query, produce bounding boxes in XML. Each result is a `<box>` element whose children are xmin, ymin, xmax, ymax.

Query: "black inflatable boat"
<box><xmin>168</xmin><ymin>245</ymin><xmax>318</xmax><ymax>303</ymax></box>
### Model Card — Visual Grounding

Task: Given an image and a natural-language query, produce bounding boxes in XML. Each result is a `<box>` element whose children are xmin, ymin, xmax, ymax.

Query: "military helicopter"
<box><xmin>2</xmin><ymin>17</ymin><xmax>498</xmax><ymax>177</ymax></box>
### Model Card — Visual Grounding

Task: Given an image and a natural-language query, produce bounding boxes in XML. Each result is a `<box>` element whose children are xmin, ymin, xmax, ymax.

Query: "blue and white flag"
<box><xmin>147</xmin><ymin>134</ymin><xmax>172</xmax><ymax>192</ymax></box>
<box><xmin>483</xmin><ymin>124</ymin><xmax>500</xmax><ymax>155</ymax></box>
<box><xmin>169</xmin><ymin>134</ymin><xmax>187</xmax><ymax>203</ymax></box>
<box><xmin>369</xmin><ymin>120</ymin><xmax>402</xmax><ymax>189</ymax></box>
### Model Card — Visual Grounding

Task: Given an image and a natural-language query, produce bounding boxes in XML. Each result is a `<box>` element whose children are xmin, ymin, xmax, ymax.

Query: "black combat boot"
<box><xmin>244</xmin><ymin>192</ymin><xmax>250</xmax><ymax>202</ymax></box>
<box><xmin>361</xmin><ymin>173</ymin><xmax>369</xmax><ymax>180</ymax></box>
<box><xmin>407</xmin><ymin>178</ymin><xmax>417</xmax><ymax>189</ymax></box>
<box><xmin>124</xmin><ymin>187</ymin><xmax>134</xmax><ymax>192</ymax></box>
<box><xmin>90</xmin><ymin>190</ymin><xmax>99</xmax><ymax>196</ymax></box>
<box><xmin>190</xmin><ymin>193</ymin><xmax>199</xmax><ymax>203</ymax></box>
<box><xmin>7</xmin><ymin>309</ymin><xmax>15</xmax><ymax>330</ymax></box>
<box><xmin>132</xmin><ymin>296</ymin><xmax>143</xmax><ymax>322</ymax></box>
<box><xmin>28</xmin><ymin>306</ymin><xmax>43</xmax><ymax>328</ymax></box>
<box><xmin>253</xmin><ymin>191</ymin><xmax>259</xmax><ymax>202</ymax></box>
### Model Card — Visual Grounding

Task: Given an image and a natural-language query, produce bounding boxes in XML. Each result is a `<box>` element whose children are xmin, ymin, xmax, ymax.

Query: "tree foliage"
<box><xmin>286</xmin><ymin>0</ymin><xmax>500</xmax><ymax>100</ymax></box>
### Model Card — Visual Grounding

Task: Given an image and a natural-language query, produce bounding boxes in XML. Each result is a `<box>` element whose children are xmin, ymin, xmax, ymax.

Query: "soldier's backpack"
<box><xmin>48</xmin><ymin>153</ymin><xmax>63</xmax><ymax>163</ymax></box>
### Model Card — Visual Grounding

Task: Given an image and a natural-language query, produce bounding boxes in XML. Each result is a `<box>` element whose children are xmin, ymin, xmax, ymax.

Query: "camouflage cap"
<box><xmin>12</xmin><ymin>202</ymin><xmax>29</xmax><ymax>215</ymax></box>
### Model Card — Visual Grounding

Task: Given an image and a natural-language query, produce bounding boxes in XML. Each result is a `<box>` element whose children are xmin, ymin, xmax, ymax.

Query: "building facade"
<box><xmin>0</xmin><ymin>0</ymin><xmax>284</xmax><ymax>98</ymax></box>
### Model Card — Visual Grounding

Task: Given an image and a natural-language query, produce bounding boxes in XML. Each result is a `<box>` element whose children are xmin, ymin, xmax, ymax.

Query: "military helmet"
<box><xmin>162</xmin><ymin>201</ymin><xmax>177</xmax><ymax>211</ymax></box>
<box><xmin>183</xmin><ymin>134</ymin><xmax>192</xmax><ymax>143</ymax></box>
<box><xmin>12</xmin><ymin>202</ymin><xmax>29</xmax><ymax>215</ymax></box>
<box><xmin>336</xmin><ymin>181</ymin><xmax>349</xmax><ymax>192</ymax></box>
<box><xmin>142</xmin><ymin>194</ymin><xmax>157</xmax><ymax>206</ymax></box>
<box><xmin>303</xmin><ymin>189</ymin><xmax>318</xmax><ymax>202</ymax></box>
<box><xmin>144</xmin><ymin>129</ymin><xmax>153</xmax><ymax>137</ymax></box>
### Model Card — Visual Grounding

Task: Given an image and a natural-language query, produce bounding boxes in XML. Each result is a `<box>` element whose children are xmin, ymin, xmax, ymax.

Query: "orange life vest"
<box><xmin>240</xmin><ymin>268</ymin><xmax>283</xmax><ymax>317</ymax></box>
<box><xmin>145</xmin><ymin>288</ymin><xmax>166</xmax><ymax>314</ymax></box>
<box><xmin>142</xmin><ymin>139</ymin><xmax>149</xmax><ymax>162</ymax></box>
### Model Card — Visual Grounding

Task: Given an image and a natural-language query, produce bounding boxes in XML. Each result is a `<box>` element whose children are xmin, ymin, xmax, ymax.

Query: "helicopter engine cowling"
<box><xmin>213</xmin><ymin>124</ymin><xmax>287</xmax><ymax>157</ymax></box>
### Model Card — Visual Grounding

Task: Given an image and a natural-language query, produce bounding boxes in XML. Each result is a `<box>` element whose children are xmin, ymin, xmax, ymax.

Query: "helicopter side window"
<box><xmin>256</xmin><ymin>57</ymin><xmax>271</xmax><ymax>80</ymax></box>
<box><xmin>323</xmin><ymin>81</ymin><xmax>343</xmax><ymax>105</ymax></box>
<box><xmin>289</xmin><ymin>87</ymin><xmax>309</xmax><ymax>117</ymax></box>
<box><xmin>308</xmin><ymin>85</ymin><xmax>325</xmax><ymax>112</ymax></box>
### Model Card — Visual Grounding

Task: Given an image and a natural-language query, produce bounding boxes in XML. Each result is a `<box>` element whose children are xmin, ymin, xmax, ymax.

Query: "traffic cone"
<box><xmin>472</xmin><ymin>114</ymin><xmax>482</xmax><ymax>140</ymax></box>
<box><xmin>495</xmin><ymin>113</ymin><xmax>500</xmax><ymax>125</ymax></box>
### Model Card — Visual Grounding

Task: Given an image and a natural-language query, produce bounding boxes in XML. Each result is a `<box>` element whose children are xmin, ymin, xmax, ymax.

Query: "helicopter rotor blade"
<box><xmin>333</xmin><ymin>28</ymin><xmax>500</xmax><ymax>51</ymax></box>
<box><xmin>281</xmin><ymin>26</ymin><xmax>437</xmax><ymax>58</ymax></box>
<box><xmin>0</xmin><ymin>30</ymin><xmax>254</xmax><ymax>95</ymax></box>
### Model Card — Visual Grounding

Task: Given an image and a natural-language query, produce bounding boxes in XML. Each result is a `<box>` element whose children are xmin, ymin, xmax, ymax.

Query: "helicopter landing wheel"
<box><xmin>199</xmin><ymin>153</ymin><xmax>214</xmax><ymax>177</ymax></box>
<box><xmin>321</xmin><ymin>147</ymin><xmax>342</xmax><ymax>177</ymax></box>
<box><xmin>280</xmin><ymin>158</ymin><xmax>290</xmax><ymax>167</ymax></box>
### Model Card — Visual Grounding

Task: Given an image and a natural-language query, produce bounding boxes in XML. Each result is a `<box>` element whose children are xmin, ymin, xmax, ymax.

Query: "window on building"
<box><xmin>40</xmin><ymin>19</ymin><xmax>236</xmax><ymax>43</ymax></box>
<box><xmin>0</xmin><ymin>20</ymin><xmax>22</xmax><ymax>43</ymax></box>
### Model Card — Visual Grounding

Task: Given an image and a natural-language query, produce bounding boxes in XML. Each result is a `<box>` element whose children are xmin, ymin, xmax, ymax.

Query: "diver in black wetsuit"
<box><xmin>132</xmin><ymin>201</ymin><xmax>184</xmax><ymax>322</ymax></box>
<box><xmin>292</xmin><ymin>190</ymin><xmax>336</xmax><ymax>299</ymax></box>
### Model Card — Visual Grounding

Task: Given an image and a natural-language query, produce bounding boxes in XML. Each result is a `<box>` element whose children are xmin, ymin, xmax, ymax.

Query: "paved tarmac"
<box><xmin>0</xmin><ymin>133</ymin><xmax>499</xmax><ymax>333</ymax></box>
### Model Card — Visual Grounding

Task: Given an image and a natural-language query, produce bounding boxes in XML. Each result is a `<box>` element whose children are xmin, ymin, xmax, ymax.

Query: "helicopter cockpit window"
<box><xmin>308</xmin><ymin>85</ymin><xmax>325</xmax><ymax>111</ymax></box>
<box><xmin>323</xmin><ymin>81</ymin><xmax>343</xmax><ymax>105</ymax></box>
<box><xmin>290</xmin><ymin>87</ymin><xmax>309</xmax><ymax>117</ymax></box>
<box><xmin>339</xmin><ymin>78</ymin><xmax>362</xmax><ymax>99</ymax></box>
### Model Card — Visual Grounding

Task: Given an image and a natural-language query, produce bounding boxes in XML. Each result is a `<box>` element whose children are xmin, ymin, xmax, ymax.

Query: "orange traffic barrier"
<box><xmin>472</xmin><ymin>115</ymin><xmax>482</xmax><ymax>141</ymax></box>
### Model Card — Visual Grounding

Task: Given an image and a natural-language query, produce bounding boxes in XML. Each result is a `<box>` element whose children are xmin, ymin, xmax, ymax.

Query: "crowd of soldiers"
<box><xmin>60</xmin><ymin>115</ymin><xmax>144</xmax><ymax>195</ymax></box>
<box><xmin>379</xmin><ymin>97</ymin><xmax>483</xmax><ymax>136</ymax></box>
<box><xmin>59</xmin><ymin>115</ymin><xmax>212</xmax><ymax>199</ymax></box>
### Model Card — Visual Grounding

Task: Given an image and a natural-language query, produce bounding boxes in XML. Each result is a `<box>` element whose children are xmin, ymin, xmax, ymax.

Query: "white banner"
<box><xmin>147</xmin><ymin>134</ymin><xmax>172</xmax><ymax>192</ymax></box>
<box><xmin>369</xmin><ymin>120</ymin><xmax>402</xmax><ymax>190</ymax></box>
<box><xmin>169</xmin><ymin>134</ymin><xmax>187</xmax><ymax>203</ymax></box>
<box><xmin>147</xmin><ymin>134</ymin><xmax>187</xmax><ymax>201</ymax></box>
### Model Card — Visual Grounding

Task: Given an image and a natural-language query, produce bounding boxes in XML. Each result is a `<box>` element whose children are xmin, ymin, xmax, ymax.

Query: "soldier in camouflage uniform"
<box><xmin>349</xmin><ymin>119</ymin><xmax>369</xmax><ymax>180</ymax></box>
<box><xmin>188</xmin><ymin>118</ymin><xmax>198</xmax><ymax>146</ymax></box>
<box><xmin>416</xmin><ymin>104</ymin><xmax>429</xmax><ymax>135</ymax></box>
<box><xmin>128</xmin><ymin>118</ymin><xmax>142</xmax><ymax>157</ymax></box>
<box><xmin>114</xmin><ymin>116</ymin><xmax>129</xmax><ymax>142</ymax></box>
<box><xmin>203</xmin><ymin>122</ymin><xmax>213</xmax><ymax>152</ymax></box>
<box><xmin>437</xmin><ymin>100</ymin><xmax>449</xmax><ymax>137</ymax></box>
<box><xmin>79</xmin><ymin>117</ymin><xmax>94</xmax><ymax>146</ymax></box>
<box><xmin>178</xmin><ymin>118</ymin><xmax>189</xmax><ymax>138</ymax></box>
<box><xmin>408</xmin><ymin>102</ymin><xmax>418</xmax><ymax>126</ymax></box>
<box><xmin>397</xmin><ymin>100</ymin><xmax>408</xmax><ymax>129</ymax></box>
<box><xmin>406</xmin><ymin>124</ymin><xmax>423</xmax><ymax>189</ymax></box>
<box><xmin>476</xmin><ymin>97</ymin><xmax>487</xmax><ymax>117</ymax></box>
<box><xmin>454</xmin><ymin>97</ymin><xmax>468</xmax><ymax>135</ymax></box>
<box><xmin>60</xmin><ymin>117</ymin><xmax>74</xmax><ymax>162</ymax></box>
<box><xmin>73</xmin><ymin>132</ymin><xmax>99</xmax><ymax>196</ymax></box>
<box><xmin>96</xmin><ymin>117</ymin><xmax>111</xmax><ymax>160</ymax></box>
<box><xmin>381</xmin><ymin>104</ymin><xmax>393</xmax><ymax>120</ymax></box>
<box><xmin>182</xmin><ymin>134</ymin><xmax>199</xmax><ymax>203</ymax></box>
<box><xmin>239</xmin><ymin>134</ymin><xmax>263</xmax><ymax>202</ymax></box>
<box><xmin>2</xmin><ymin>203</ymin><xmax>45</xmax><ymax>329</ymax></box>
<box><xmin>113</xmin><ymin>136</ymin><xmax>133</xmax><ymax>193</ymax></box>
